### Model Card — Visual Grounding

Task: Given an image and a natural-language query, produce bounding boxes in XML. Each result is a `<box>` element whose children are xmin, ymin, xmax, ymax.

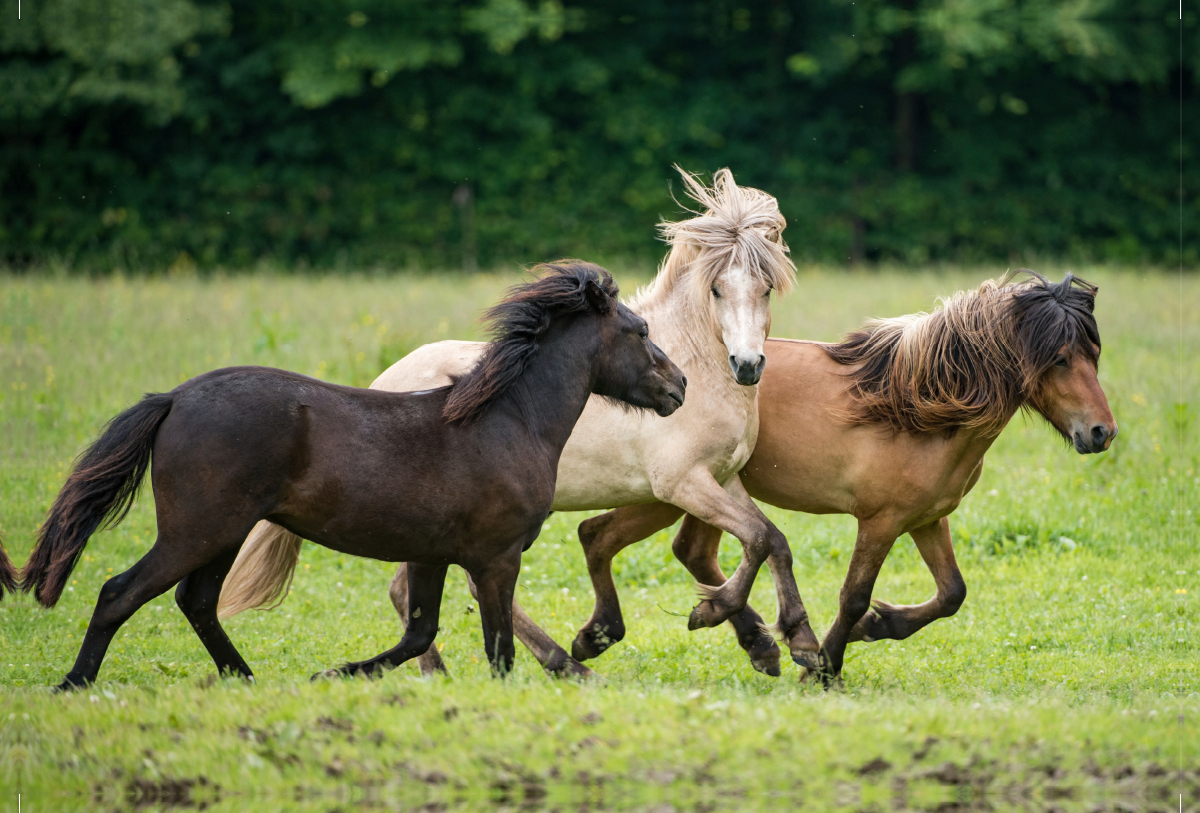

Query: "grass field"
<box><xmin>1</xmin><ymin>265</ymin><xmax>1195</xmax><ymax>812</ymax></box>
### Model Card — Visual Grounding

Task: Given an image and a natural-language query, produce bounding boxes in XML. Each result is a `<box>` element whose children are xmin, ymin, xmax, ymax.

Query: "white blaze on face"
<box><xmin>710</xmin><ymin>263</ymin><xmax>772</xmax><ymax>386</ymax></box>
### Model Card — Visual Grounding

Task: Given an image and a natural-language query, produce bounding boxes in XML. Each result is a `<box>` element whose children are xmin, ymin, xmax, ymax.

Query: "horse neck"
<box><xmin>489</xmin><ymin>318</ymin><xmax>600</xmax><ymax>454</ymax></box>
<box><xmin>939</xmin><ymin>403</ymin><xmax>1024</xmax><ymax>469</ymax></box>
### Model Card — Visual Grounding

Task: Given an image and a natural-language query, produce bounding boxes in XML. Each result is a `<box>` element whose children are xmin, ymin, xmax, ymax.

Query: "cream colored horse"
<box><xmin>217</xmin><ymin>167</ymin><xmax>818</xmax><ymax>677</ymax></box>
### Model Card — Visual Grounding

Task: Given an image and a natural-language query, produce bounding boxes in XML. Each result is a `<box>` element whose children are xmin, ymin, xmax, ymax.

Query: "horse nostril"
<box><xmin>1090</xmin><ymin>425</ymin><xmax>1108</xmax><ymax>447</ymax></box>
<box><xmin>681</xmin><ymin>375</ymin><xmax>687</xmax><ymax>389</ymax></box>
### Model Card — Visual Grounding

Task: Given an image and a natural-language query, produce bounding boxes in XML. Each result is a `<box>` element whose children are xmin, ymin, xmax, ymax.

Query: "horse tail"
<box><xmin>216</xmin><ymin>521</ymin><xmax>303</xmax><ymax>619</ymax></box>
<box><xmin>21</xmin><ymin>392</ymin><xmax>174</xmax><ymax>608</ymax></box>
<box><xmin>0</xmin><ymin>533</ymin><xmax>18</xmax><ymax>600</ymax></box>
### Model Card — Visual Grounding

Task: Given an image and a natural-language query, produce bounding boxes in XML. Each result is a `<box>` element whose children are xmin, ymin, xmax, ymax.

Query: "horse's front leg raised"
<box><xmin>668</xmin><ymin>472</ymin><xmax>818</xmax><ymax>668</ymax></box>
<box><xmin>818</xmin><ymin>519</ymin><xmax>896</xmax><ymax>687</ymax></box>
<box><xmin>670</xmin><ymin>514</ymin><xmax>782</xmax><ymax>676</ymax></box>
<box><xmin>848</xmin><ymin>517</ymin><xmax>966</xmax><ymax>643</ymax></box>
<box><xmin>571</xmin><ymin>501</ymin><xmax>685</xmax><ymax>661</ymax></box>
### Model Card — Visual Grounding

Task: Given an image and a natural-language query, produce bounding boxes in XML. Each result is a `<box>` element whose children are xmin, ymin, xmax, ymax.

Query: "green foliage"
<box><xmin>1</xmin><ymin>0</ymin><xmax>1193</xmax><ymax>269</ymax></box>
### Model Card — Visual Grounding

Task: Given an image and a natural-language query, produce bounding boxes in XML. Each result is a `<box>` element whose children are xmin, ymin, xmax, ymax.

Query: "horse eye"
<box><xmin>711</xmin><ymin>286</ymin><xmax>720</xmax><ymax>298</ymax></box>
<box><xmin>1054</xmin><ymin>356</ymin><xmax>1069</xmax><ymax>367</ymax></box>
<box><xmin>639</xmin><ymin>327</ymin><xmax>649</xmax><ymax>339</ymax></box>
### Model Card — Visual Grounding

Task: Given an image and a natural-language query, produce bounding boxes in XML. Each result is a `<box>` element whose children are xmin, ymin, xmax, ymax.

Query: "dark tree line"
<box><xmin>0</xmin><ymin>0</ymin><xmax>1193</xmax><ymax>270</ymax></box>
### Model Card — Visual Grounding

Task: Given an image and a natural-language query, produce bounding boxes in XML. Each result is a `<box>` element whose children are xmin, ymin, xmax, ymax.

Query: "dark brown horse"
<box><xmin>21</xmin><ymin>262</ymin><xmax>686</xmax><ymax>690</ymax></box>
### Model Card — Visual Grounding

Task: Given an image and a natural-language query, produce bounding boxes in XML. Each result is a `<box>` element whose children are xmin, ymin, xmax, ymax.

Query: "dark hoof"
<box><xmin>546</xmin><ymin>653</ymin><xmax>596</xmax><ymax>681</ymax></box>
<box><xmin>571</xmin><ymin>624</ymin><xmax>619</xmax><ymax>662</ymax></box>
<box><xmin>746</xmin><ymin>638</ymin><xmax>782</xmax><ymax>677</ymax></box>
<box><xmin>790</xmin><ymin>649</ymin><xmax>820</xmax><ymax>671</ymax></box>
<box><xmin>53</xmin><ymin>676</ymin><xmax>89</xmax><ymax>693</ymax></box>
<box><xmin>311</xmin><ymin>664</ymin><xmax>379</xmax><ymax>681</ymax></box>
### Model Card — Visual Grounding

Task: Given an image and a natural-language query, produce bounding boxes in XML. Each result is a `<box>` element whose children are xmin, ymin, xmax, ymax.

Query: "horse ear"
<box><xmin>585</xmin><ymin>280</ymin><xmax>614</xmax><ymax>315</ymax></box>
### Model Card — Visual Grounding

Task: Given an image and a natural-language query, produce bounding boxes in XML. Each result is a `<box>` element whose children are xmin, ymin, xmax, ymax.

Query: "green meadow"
<box><xmin>0</xmin><ymin>266</ymin><xmax>1195</xmax><ymax>812</ymax></box>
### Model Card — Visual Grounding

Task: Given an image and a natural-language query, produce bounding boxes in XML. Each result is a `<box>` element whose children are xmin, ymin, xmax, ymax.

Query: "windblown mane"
<box><xmin>823</xmin><ymin>271</ymin><xmax>1100</xmax><ymax>435</ymax></box>
<box><xmin>443</xmin><ymin>261</ymin><xmax>618</xmax><ymax>423</ymax></box>
<box><xmin>631</xmin><ymin>167</ymin><xmax>796</xmax><ymax>320</ymax></box>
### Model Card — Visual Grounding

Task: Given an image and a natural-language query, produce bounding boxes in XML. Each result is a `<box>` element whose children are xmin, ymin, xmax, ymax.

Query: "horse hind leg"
<box><xmin>571</xmin><ymin>502</ymin><xmax>684</xmax><ymax>662</ymax></box>
<box><xmin>58</xmin><ymin>533</ymin><xmax>229</xmax><ymax>691</ymax></box>
<box><xmin>818</xmin><ymin>521</ymin><xmax>896</xmax><ymax>687</ymax></box>
<box><xmin>319</xmin><ymin>562</ymin><xmax>449</xmax><ymax>680</ymax></box>
<box><xmin>849</xmin><ymin>517</ymin><xmax>966</xmax><ymax>643</ymax></box>
<box><xmin>671</xmin><ymin>514</ymin><xmax>781</xmax><ymax>677</ymax></box>
<box><xmin>175</xmin><ymin>548</ymin><xmax>253</xmax><ymax>680</ymax></box>
<box><xmin>460</xmin><ymin>572</ymin><xmax>592</xmax><ymax>679</ymax></box>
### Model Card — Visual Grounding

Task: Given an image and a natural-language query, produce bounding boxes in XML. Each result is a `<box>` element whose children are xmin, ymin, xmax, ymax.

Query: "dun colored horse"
<box><xmin>218</xmin><ymin>167</ymin><xmax>818</xmax><ymax>676</ymax></box>
<box><xmin>21</xmin><ymin>263</ymin><xmax>686</xmax><ymax>689</ymax></box>
<box><xmin>574</xmin><ymin>271</ymin><xmax>1117</xmax><ymax>684</ymax></box>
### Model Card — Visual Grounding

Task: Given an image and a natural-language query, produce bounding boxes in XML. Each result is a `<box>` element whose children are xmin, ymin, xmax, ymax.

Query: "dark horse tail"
<box><xmin>21</xmin><ymin>392</ymin><xmax>174</xmax><ymax>608</ymax></box>
<box><xmin>0</xmin><ymin>533</ymin><xmax>17</xmax><ymax>600</ymax></box>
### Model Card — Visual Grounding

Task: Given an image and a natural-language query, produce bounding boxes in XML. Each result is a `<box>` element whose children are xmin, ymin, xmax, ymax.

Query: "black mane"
<box><xmin>443</xmin><ymin>261</ymin><xmax>619</xmax><ymax>423</ymax></box>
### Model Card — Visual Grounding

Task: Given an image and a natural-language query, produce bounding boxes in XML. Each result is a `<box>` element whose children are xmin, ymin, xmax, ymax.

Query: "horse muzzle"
<box><xmin>729</xmin><ymin>354</ymin><xmax>766</xmax><ymax>386</ymax></box>
<box><xmin>1073</xmin><ymin>423</ymin><xmax>1117</xmax><ymax>454</ymax></box>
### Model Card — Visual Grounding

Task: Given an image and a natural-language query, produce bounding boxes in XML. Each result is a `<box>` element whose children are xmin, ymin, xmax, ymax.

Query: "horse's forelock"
<box><xmin>1012</xmin><ymin>273</ymin><xmax>1101</xmax><ymax>390</ymax></box>
<box><xmin>640</xmin><ymin>168</ymin><xmax>795</xmax><ymax>312</ymax></box>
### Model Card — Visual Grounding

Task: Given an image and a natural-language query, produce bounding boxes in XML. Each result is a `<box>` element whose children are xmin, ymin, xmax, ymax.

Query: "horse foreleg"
<box><xmin>460</xmin><ymin>573</ymin><xmax>593</xmax><ymax>679</ymax></box>
<box><xmin>571</xmin><ymin>502</ymin><xmax>684</xmax><ymax>661</ymax></box>
<box><xmin>389</xmin><ymin>562</ymin><xmax>449</xmax><ymax>677</ymax></box>
<box><xmin>848</xmin><ymin>517</ymin><xmax>966</xmax><ymax>643</ymax></box>
<box><xmin>670</xmin><ymin>473</ymin><xmax>819</xmax><ymax>669</ymax></box>
<box><xmin>819</xmin><ymin>520</ymin><xmax>896</xmax><ymax>687</ymax></box>
<box><xmin>470</xmin><ymin>557</ymin><xmax>521</xmax><ymax>677</ymax></box>
<box><xmin>318</xmin><ymin>563</ymin><xmax>448</xmax><ymax>680</ymax></box>
<box><xmin>671</xmin><ymin>514</ymin><xmax>782</xmax><ymax>676</ymax></box>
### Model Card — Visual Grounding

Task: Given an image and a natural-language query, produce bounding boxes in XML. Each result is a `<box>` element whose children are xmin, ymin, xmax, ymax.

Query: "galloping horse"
<box><xmin>217</xmin><ymin>167</ymin><xmax>818</xmax><ymax>677</ymax></box>
<box><xmin>22</xmin><ymin>263</ymin><xmax>686</xmax><ymax>689</ymax></box>
<box><xmin>575</xmin><ymin>271</ymin><xmax>1117</xmax><ymax>684</ymax></box>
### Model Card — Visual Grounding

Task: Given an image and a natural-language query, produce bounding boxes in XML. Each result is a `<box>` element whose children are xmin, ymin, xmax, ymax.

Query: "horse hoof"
<box><xmin>310</xmin><ymin>667</ymin><xmax>346</xmax><ymax>682</ymax></box>
<box><xmin>570</xmin><ymin>627</ymin><xmax>614</xmax><ymax>662</ymax></box>
<box><xmin>553</xmin><ymin>658</ymin><xmax>596</xmax><ymax>681</ymax></box>
<box><xmin>747</xmin><ymin>640</ymin><xmax>782</xmax><ymax>677</ymax></box>
<box><xmin>53</xmin><ymin>677</ymin><xmax>87</xmax><ymax>693</ymax></box>
<box><xmin>790</xmin><ymin>649</ymin><xmax>820</xmax><ymax>671</ymax></box>
<box><xmin>688</xmin><ymin>600</ymin><xmax>726</xmax><ymax>630</ymax></box>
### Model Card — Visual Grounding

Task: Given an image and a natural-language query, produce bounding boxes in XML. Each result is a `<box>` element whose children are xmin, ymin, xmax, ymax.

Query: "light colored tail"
<box><xmin>216</xmin><ymin>521</ymin><xmax>303</xmax><ymax>619</ymax></box>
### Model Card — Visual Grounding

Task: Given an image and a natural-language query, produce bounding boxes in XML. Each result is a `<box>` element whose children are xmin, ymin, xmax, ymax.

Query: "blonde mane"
<box><xmin>630</xmin><ymin>167</ymin><xmax>795</xmax><ymax>329</ymax></box>
<box><xmin>824</xmin><ymin>271</ymin><xmax>1101</xmax><ymax>435</ymax></box>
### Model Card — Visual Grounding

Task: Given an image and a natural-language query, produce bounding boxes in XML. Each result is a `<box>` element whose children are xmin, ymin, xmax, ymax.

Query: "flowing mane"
<box><xmin>823</xmin><ymin>271</ymin><xmax>1100</xmax><ymax>435</ymax></box>
<box><xmin>631</xmin><ymin>167</ymin><xmax>796</xmax><ymax>318</ymax></box>
<box><xmin>443</xmin><ymin>261</ymin><xmax>618</xmax><ymax>423</ymax></box>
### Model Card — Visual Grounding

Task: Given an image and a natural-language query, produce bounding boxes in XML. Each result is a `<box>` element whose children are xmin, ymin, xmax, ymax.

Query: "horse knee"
<box><xmin>941</xmin><ymin>574</ymin><xmax>967</xmax><ymax>617</ymax></box>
